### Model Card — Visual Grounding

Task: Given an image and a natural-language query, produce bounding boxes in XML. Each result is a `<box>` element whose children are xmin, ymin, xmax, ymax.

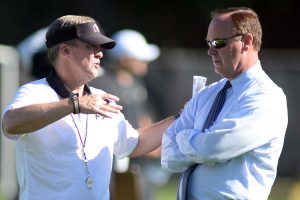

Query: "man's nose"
<box><xmin>95</xmin><ymin>50</ymin><xmax>103</xmax><ymax>58</ymax></box>
<box><xmin>207</xmin><ymin>46</ymin><xmax>218</xmax><ymax>56</ymax></box>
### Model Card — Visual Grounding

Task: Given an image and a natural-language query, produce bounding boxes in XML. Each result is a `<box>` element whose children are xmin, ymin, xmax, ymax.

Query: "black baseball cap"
<box><xmin>46</xmin><ymin>22</ymin><xmax>116</xmax><ymax>49</ymax></box>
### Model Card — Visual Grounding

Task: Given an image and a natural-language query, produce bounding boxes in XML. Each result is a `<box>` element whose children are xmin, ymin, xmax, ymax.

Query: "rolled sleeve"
<box><xmin>162</xmin><ymin>131</ymin><xmax>193</xmax><ymax>172</ymax></box>
<box><xmin>113</xmin><ymin>114</ymin><xmax>139</xmax><ymax>159</ymax></box>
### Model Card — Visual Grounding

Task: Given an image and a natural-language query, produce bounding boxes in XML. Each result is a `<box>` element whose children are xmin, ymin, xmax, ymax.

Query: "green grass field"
<box><xmin>0</xmin><ymin>176</ymin><xmax>297</xmax><ymax>200</ymax></box>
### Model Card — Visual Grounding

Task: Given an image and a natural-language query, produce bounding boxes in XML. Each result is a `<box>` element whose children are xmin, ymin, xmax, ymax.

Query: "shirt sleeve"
<box><xmin>162</xmin><ymin>127</ymin><xmax>198</xmax><ymax>172</ymax></box>
<box><xmin>113</xmin><ymin>113</ymin><xmax>139</xmax><ymax>159</ymax></box>
<box><xmin>1</xmin><ymin>80</ymin><xmax>51</xmax><ymax>140</ymax></box>
<box><xmin>176</xmin><ymin>88</ymin><xmax>287</xmax><ymax>165</ymax></box>
<box><xmin>161</xmin><ymin>98</ymin><xmax>199</xmax><ymax>172</ymax></box>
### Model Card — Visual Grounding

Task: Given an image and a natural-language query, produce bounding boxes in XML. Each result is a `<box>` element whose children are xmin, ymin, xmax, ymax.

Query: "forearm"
<box><xmin>2</xmin><ymin>98</ymin><xmax>72</xmax><ymax>135</ymax></box>
<box><xmin>161</xmin><ymin>133</ymin><xmax>194</xmax><ymax>172</ymax></box>
<box><xmin>130</xmin><ymin>116</ymin><xmax>175</xmax><ymax>158</ymax></box>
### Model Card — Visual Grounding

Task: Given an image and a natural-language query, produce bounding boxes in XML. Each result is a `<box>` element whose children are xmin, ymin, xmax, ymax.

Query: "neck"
<box><xmin>46</xmin><ymin>70</ymin><xmax>90</xmax><ymax>98</ymax></box>
<box><xmin>54</xmin><ymin>69</ymin><xmax>86</xmax><ymax>96</ymax></box>
<box><xmin>238</xmin><ymin>51</ymin><xmax>259</xmax><ymax>73</ymax></box>
<box><xmin>66</xmin><ymin>85</ymin><xmax>85</xmax><ymax>96</ymax></box>
<box><xmin>244</xmin><ymin>48</ymin><xmax>259</xmax><ymax>66</ymax></box>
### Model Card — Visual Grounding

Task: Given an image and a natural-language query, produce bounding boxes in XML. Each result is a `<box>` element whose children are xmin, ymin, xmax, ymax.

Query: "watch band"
<box><xmin>71</xmin><ymin>94</ymin><xmax>80</xmax><ymax>114</ymax></box>
<box><xmin>174</xmin><ymin>108</ymin><xmax>183</xmax><ymax>120</ymax></box>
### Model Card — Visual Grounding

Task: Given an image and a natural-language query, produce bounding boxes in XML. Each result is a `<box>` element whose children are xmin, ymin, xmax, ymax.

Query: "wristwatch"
<box><xmin>70</xmin><ymin>94</ymin><xmax>80</xmax><ymax>114</ymax></box>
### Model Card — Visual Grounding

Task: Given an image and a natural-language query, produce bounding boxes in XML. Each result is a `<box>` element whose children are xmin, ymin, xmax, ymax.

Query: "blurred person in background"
<box><xmin>162</xmin><ymin>7</ymin><xmax>288</xmax><ymax>200</ymax></box>
<box><xmin>1</xmin><ymin>15</ymin><xmax>175</xmax><ymax>200</ymax></box>
<box><xmin>91</xmin><ymin>29</ymin><xmax>160</xmax><ymax>129</ymax></box>
<box><xmin>90</xmin><ymin>29</ymin><xmax>171</xmax><ymax>200</ymax></box>
<box><xmin>17</xmin><ymin>27</ymin><xmax>51</xmax><ymax>80</ymax></box>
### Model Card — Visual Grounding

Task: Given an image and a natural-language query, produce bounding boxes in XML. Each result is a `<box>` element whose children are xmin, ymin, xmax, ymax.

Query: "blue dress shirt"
<box><xmin>161</xmin><ymin>61</ymin><xmax>288</xmax><ymax>200</ymax></box>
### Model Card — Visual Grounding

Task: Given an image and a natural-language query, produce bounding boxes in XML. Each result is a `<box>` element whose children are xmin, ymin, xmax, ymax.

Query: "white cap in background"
<box><xmin>109</xmin><ymin>29</ymin><xmax>160</xmax><ymax>62</ymax></box>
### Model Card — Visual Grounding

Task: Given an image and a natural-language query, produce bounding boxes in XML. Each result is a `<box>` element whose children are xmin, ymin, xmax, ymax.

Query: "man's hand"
<box><xmin>78</xmin><ymin>93</ymin><xmax>123</xmax><ymax>118</ymax></box>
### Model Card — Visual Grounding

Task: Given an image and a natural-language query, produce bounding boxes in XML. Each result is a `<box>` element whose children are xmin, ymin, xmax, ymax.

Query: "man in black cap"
<box><xmin>1</xmin><ymin>15</ymin><xmax>174</xmax><ymax>200</ymax></box>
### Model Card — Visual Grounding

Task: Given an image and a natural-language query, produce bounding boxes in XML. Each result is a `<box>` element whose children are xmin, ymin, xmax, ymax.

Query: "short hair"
<box><xmin>211</xmin><ymin>7</ymin><xmax>262</xmax><ymax>51</ymax></box>
<box><xmin>46</xmin><ymin>15</ymin><xmax>96</xmax><ymax>65</ymax></box>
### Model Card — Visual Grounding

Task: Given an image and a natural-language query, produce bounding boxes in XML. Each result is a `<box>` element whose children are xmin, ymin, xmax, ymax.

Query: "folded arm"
<box><xmin>162</xmin><ymin>90</ymin><xmax>287</xmax><ymax>172</ymax></box>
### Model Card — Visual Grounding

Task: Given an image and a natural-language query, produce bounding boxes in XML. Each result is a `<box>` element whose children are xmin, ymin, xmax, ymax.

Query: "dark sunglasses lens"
<box><xmin>213</xmin><ymin>40</ymin><xmax>226</xmax><ymax>49</ymax></box>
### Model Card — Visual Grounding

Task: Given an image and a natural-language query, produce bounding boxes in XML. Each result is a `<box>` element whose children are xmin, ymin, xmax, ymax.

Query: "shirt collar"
<box><xmin>230</xmin><ymin>60</ymin><xmax>262</xmax><ymax>91</ymax></box>
<box><xmin>46</xmin><ymin>70</ymin><xmax>91</xmax><ymax>98</ymax></box>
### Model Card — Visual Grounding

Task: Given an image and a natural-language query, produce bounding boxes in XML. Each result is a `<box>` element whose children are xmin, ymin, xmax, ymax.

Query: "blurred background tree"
<box><xmin>0</xmin><ymin>0</ymin><xmax>299</xmax><ymax>48</ymax></box>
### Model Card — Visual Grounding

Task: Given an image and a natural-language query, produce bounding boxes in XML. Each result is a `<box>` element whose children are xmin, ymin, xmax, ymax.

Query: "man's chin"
<box><xmin>214</xmin><ymin>68</ymin><xmax>223</xmax><ymax>77</ymax></box>
<box><xmin>95</xmin><ymin>68</ymin><xmax>105</xmax><ymax>77</ymax></box>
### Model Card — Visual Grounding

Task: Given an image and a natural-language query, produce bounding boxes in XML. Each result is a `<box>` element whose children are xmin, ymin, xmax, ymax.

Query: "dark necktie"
<box><xmin>177</xmin><ymin>80</ymin><xmax>232</xmax><ymax>200</ymax></box>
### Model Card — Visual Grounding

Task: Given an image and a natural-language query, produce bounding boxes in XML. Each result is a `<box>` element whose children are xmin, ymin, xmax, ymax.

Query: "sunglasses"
<box><xmin>206</xmin><ymin>35</ymin><xmax>243</xmax><ymax>49</ymax></box>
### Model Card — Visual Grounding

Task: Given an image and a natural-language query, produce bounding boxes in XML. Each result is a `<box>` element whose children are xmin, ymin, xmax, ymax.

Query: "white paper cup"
<box><xmin>193</xmin><ymin>76</ymin><xmax>207</xmax><ymax>96</ymax></box>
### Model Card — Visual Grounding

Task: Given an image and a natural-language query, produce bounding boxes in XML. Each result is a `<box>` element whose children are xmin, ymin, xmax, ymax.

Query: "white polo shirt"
<box><xmin>2</xmin><ymin>78</ymin><xmax>139</xmax><ymax>200</ymax></box>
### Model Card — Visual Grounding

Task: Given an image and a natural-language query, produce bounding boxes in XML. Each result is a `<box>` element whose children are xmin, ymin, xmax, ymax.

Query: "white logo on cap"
<box><xmin>93</xmin><ymin>24</ymin><xmax>100</xmax><ymax>33</ymax></box>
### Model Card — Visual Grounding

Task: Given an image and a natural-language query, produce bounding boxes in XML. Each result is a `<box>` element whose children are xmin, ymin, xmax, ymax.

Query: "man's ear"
<box><xmin>242</xmin><ymin>33</ymin><xmax>253</xmax><ymax>51</ymax></box>
<box><xmin>64</xmin><ymin>48</ymin><xmax>69</xmax><ymax>54</ymax></box>
<box><xmin>60</xmin><ymin>44</ymin><xmax>70</xmax><ymax>56</ymax></box>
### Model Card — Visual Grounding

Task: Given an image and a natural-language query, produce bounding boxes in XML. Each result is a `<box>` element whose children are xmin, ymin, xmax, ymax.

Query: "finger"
<box><xmin>101</xmin><ymin>98</ymin><xmax>123</xmax><ymax>111</ymax></box>
<box><xmin>101</xmin><ymin>100</ymin><xmax>122</xmax><ymax>111</ymax></box>
<box><xmin>96</xmin><ymin>112</ymin><xmax>112</xmax><ymax>119</ymax></box>
<box><xmin>95</xmin><ymin>102</ymin><xmax>123</xmax><ymax>118</ymax></box>
<box><xmin>96</xmin><ymin>99</ymin><xmax>123</xmax><ymax>113</ymax></box>
<box><xmin>104</xmin><ymin>93</ymin><xmax>120</xmax><ymax>102</ymax></box>
<box><xmin>104</xmin><ymin>103</ymin><xmax>123</xmax><ymax>112</ymax></box>
<box><xmin>96</xmin><ymin>109</ymin><xmax>117</xmax><ymax>119</ymax></box>
<box><xmin>100</xmin><ymin>112</ymin><xmax>113</xmax><ymax>119</ymax></box>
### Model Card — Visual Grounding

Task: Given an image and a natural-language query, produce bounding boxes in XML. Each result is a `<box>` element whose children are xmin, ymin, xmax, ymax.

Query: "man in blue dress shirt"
<box><xmin>161</xmin><ymin>7</ymin><xmax>288</xmax><ymax>200</ymax></box>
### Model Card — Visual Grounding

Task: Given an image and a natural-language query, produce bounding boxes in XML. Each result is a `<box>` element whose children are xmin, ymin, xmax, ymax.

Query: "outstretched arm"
<box><xmin>2</xmin><ymin>93</ymin><xmax>122</xmax><ymax>135</ymax></box>
<box><xmin>129</xmin><ymin>116</ymin><xmax>175</xmax><ymax>158</ymax></box>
